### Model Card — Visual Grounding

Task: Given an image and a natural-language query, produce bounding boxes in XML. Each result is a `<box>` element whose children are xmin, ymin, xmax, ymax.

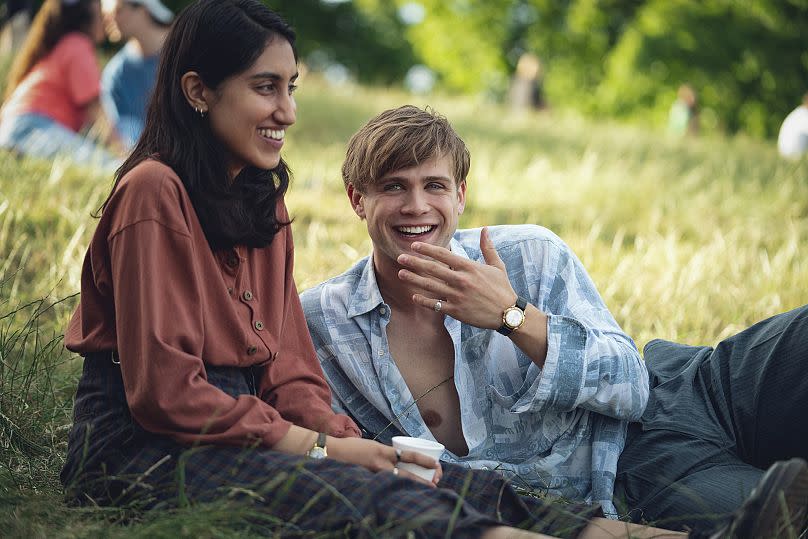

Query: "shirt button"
<box><xmin>247</xmin><ymin>346</ymin><xmax>258</xmax><ymax>356</ymax></box>
<box><xmin>254</xmin><ymin>320</ymin><xmax>264</xmax><ymax>331</ymax></box>
<box><xmin>242</xmin><ymin>290</ymin><xmax>254</xmax><ymax>301</ymax></box>
<box><xmin>379</xmin><ymin>307</ymin><xmax>387</xmax><ymax>315</ymax></box>
<box><xmin>378</xmin><ymin>349</ymin><xmax>384</xmax><ymax>356</ymax></box>
<box><xmin>227</xmin><ymin>287</ymin><xmax>233</xmax><ymax>295</ymax></box>
<box><xmin>226</xmin><ymin>255</ymin><xmax>239</xmax><ymax>268</ymax></box>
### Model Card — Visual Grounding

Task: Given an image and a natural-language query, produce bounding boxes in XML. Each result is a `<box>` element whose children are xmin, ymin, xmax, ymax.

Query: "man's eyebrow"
<box><xmin>380</xmin><ymin>174</ymin><xmax>453</xmax><ymax>182</ymax></box>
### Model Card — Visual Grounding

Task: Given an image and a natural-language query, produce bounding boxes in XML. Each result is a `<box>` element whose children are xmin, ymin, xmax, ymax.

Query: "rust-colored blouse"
<box><xmin>66</xmin><ymin>159</ymin><xmax>360</xmax><ymax>447</ymax></box>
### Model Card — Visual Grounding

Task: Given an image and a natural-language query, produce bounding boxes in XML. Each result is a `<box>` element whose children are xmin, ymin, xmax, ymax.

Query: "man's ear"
<box><xmin>347</xmin><ymin>183</ymin><xmax>366</xmax><ymax>219</ymax></box>
<box><xmin>457</xmin><ymin>180</ymin><xmax>467</xmax><ymax>215</ymax></box>
<box><xmin>180</xmin><ymin>71</ymin><xmax>209</xmax><ymax>114</ymax></box>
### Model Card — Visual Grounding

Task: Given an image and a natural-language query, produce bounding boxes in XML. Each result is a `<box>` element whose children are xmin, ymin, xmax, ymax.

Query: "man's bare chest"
<box><xmin>385</xmin><ymin>315</ymin><xmax>469</xmax><ymax>455</ymax></box>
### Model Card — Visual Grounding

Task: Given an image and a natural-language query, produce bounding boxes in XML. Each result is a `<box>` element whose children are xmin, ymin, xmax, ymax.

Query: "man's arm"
<box><xmin>397</xmin><ymin>227</ymin><xmax>547</xmax><ymax>363</ymax></box>
<box><xmin>397</xmin><ymin>226</ymin><xmax>648</xmax><ymax>421</ymax></box>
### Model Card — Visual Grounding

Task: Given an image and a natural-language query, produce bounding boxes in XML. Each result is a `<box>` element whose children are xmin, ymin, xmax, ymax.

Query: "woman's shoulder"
<box><xmin>118</xmin><ymin>159</ymin><xmax>184</xmax><ymax>195</ymax></box>
<box><xmin>106</xmin><ymin>160</ymin><xmax>194</xmax><ymax>236</ymax></box>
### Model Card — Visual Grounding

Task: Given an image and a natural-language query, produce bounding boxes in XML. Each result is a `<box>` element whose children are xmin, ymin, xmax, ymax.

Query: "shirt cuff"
<box><xmin>512</xmin><ymin>313</ymin><xmax>588</xmax><ymax>413</ymax></box>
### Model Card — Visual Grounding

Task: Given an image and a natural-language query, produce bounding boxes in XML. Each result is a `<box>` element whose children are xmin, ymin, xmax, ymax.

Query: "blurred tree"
<box><xmin>17</xmin><ymin>0</ymin><xmax>807</xmax><ymax>138</ymax></box>
<box><xmin>270</xmin><ymin>0</ymin><xmax>417</xmax><ymax>85</ymax></box>
<box><xmin>158</xmin><ymin>0</ymin><xmax>417</xmax><ymax>85</ymax></box>
<box><xmin>397</xmin><ymin>0</ymin><xmax>646</xmax><ymax>100</ymax></box>
<box><xmin>594</xmin><ymin>0</ymin><xmax>808</xmax><ymax>137</ymax></box>
<box><xmin>397</xmin><ymin>0</ymin><xmax>808</xmax><ymax>138</ymax></box>
<box><xmin>522</xmin><ymin>0</ymin><xmax>644</xmax><ymax>111</ymax></box>
<box><xmin>401</xmin><ymin>0</ymin><xmax>511</xmax><ymax>96</ymax></box>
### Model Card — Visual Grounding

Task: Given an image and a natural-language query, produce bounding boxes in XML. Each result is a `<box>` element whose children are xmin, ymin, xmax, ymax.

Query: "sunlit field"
<box><xmin>1</xmin><ymin>78</ymin><xmax>806</xmax><ymax>537</ymax></box>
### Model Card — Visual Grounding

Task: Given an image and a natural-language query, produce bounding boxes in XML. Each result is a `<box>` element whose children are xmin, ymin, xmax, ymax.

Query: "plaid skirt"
<box><xmin>61</xmin><ymin>351</ymin><xmax>599</xmax><ymax>538</ymax></box>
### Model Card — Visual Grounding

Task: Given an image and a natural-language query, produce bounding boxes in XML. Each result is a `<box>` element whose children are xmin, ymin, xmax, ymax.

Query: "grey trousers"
<box><xmin>616</xmin><ymin>304</ymin><xmax>808</xmax><ymax>532</ymax></box>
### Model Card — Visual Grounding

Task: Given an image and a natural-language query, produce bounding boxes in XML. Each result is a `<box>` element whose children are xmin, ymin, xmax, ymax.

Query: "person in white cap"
<box><xmin>101</xmin><ymin>0</ymin><xmax>173</xmax><ymax>148</ymax></box>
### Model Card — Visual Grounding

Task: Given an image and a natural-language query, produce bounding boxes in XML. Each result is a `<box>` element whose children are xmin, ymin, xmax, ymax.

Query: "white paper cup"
<box><xmin>391</xmin><ymin>436</ymin><xmax>445</xmax><ymax>481</ymax></box>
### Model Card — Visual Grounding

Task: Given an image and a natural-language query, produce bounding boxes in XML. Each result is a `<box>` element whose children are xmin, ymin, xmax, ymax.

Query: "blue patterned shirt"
<box><xmin>301</xmin><ymin>225</ymin><xmax>649</xmax><ymax>515</ymax></box>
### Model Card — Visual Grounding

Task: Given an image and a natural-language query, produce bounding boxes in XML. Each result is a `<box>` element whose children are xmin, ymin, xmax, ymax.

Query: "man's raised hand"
<box><xmin>396</xmin><ymin>226</ymin><xmax>518</xmax><ymax>329</ymax></box>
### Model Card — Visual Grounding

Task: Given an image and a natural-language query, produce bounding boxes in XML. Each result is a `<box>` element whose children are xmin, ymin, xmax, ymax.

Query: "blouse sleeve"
<box><xmin>257</xmin><ymin>219</ymin><xmax>361</xmax><ymax>439</ymax></box>
<box><xmin>110</xmin><ymin>217</ymin><xmax>294</xmax><ymax>448</ymax></box>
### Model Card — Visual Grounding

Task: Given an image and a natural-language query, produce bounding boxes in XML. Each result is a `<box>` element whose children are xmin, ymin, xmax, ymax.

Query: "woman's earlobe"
<box><xmin>180</xmin><ymin>71</ymin><xmax>208</xmax><ymax>113</ymax></box>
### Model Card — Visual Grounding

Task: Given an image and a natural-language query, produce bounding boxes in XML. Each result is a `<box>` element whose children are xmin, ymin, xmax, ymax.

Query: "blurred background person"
<box><xmin>0</xmin><ymin>0</ymin><xmax>35</xmax><ymax>56</ymax></box>
<box><xmin>777</xmin><ymin>92</ymin><xmax>808</xmax><ymax>160</ymax></box>
<box><xmin>668</xmin><ymin>84</ymin><xmax>699</xmax><ymax>137</ymax></box>
<box><xmin>508</xmin><ymin>52</ymin><xmax>547</xmax><ymax>112</ymax></box>
<box><xmin>0</xmin><ymin>0</ymin><xmax>119</xmax><ymax>169</ymax></box>
<box><xmin>101</xmin><ymin>0</ymin><xmax>173</xmax><ymax>149</ymax></box>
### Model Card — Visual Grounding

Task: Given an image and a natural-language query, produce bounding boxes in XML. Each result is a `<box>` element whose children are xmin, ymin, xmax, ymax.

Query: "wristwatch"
<box><xmin>306</xmin><ymin>432</ymin><xmax>328</xmax><ymax>459</ymax></box>
<box><xmin>497</xmin><ymin>296</ymin><xmax>528</xmax><ymax>336</ymax></box>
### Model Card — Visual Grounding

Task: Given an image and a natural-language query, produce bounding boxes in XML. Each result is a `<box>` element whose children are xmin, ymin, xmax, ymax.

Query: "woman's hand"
<box><xmin>328</xmin><ymin>436</ymin><xmax>442</xmax><ymax>487</ymax></box>
<box><xmin>273</xmin><ymin>426</ymin><xmax>441</xmax><ymax>486</ymax></box>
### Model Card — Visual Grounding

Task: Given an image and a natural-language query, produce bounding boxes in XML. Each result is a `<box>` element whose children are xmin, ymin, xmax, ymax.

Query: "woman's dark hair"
<box><xmin>104</xmin><ymin>0</ymin><xmax>297</xmax><ymax>250</ymax></box>
<box><xmin>5</xmin><ymin>0</ymin><xmax>99</xmax><ymax>99</ymax></box>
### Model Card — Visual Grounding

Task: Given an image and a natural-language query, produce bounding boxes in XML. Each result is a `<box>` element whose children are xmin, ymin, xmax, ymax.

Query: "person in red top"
<box><xmin>58</xmin><ymin>2</ymin><xmax>686</xmax><ymax>537</ymax></box>
<box><xmin>0</xmin><ymin>0</ymin><xmax>118</xmax><ymax>168</ymax></box>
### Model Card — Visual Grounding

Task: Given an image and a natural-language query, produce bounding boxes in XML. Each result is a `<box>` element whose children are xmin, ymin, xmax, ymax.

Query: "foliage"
<box><xmin>5</xmin><ymin>0</ymin><xmax>806</xmax><ymax>137</ymax></box>
<box><xmin>399</xmin><ymin>0</ymin><xmax>512</xmax><ymax>96</ymax></box>
<box><xmin>387</xmin><ymin>0</ymin><xmax>808</xmax><ymax>138</ymax></box>
<box><xmin>595</xmin><ymin>0</ymin><xmax>808</xmax><ymax>137</ymax></box>
<box><xmin>270</xmin><ymin>0</ymin><xmax>417</xmax><ymax>85</ymax></box>
<box><xmin>158</xmin><ymin>0</ymin><xmax>418</xmax><ymax>85</ymax></box>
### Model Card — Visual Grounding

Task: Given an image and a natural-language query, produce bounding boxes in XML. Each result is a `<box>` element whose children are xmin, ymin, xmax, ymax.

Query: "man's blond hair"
<box><xmin>342</xmin><ymin>105</ymin><xmax>470</xmax><ymax>192</ymax></box>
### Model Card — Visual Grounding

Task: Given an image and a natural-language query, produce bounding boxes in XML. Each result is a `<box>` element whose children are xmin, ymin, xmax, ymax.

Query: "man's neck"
<box><xmin>129</xmin><ymin>26</ymin><xmax>169</xmax><ymax>57</ymax></box>
<box><xmin>373</xmin><ymin>253</ymin><xmax>418</xmax><ymax>314</ymax></box>
<box><xmin>373</xmin><ymin>251</ymin><xmax>447</xmax><ymax>320</ymax></box>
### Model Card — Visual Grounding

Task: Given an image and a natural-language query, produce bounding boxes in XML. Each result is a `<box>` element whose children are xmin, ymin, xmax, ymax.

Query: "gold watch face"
<box><xmin>504</xmin><ymin>307</ymin><xmax>525</xmax><ymax>328</ymax></box>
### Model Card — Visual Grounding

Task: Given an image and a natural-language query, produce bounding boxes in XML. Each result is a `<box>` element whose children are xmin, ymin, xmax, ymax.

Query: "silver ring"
<box><xmin>395</xmin><ymin>448</ymin><xmax>402</xmax><ymax>462</ymax></box>
<box><xmin>392</xmin><ymin>466</ymin><xmax>399</xmax><ymax>476</ymax></box>
<box><xmin>433</xmin><ymin>301</ymin><xmax>442</xmax><ymax>312</ymax></box>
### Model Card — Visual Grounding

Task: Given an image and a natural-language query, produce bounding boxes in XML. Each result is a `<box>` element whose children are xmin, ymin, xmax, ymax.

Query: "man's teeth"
<box><xmin>398</xmin><ymin>225</ymin><xmax>433</xmax><ymax>234</ymax></box>
<box><xmin>258</xmin><ymin>128</ymin><xmax>284</xmax><ymax>140</ymax></box>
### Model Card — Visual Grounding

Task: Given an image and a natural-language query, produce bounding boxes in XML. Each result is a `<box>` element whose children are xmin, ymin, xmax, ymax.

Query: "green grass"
<box><xmin>0</xmin><ymin>77</ymin><xmax>806</xmax><ymax>537</ymax></box>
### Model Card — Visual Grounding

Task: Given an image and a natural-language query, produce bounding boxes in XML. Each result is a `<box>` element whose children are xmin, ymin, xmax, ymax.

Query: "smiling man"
<box><xmin>301</xmin><ymin>105</ymin><xmax>808</xmax><ymax>537</ymax></box>
<box><xmin>300</xmin><ymin>105</ymin><xmax>650</xmax><ymax>517</ymax></box>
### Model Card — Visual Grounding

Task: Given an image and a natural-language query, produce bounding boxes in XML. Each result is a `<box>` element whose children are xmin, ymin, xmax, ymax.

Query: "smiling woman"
<box><xmin>182</xmin><ymin>37</ymin><xmax>297</xmax><ymax>177</ymax></box>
